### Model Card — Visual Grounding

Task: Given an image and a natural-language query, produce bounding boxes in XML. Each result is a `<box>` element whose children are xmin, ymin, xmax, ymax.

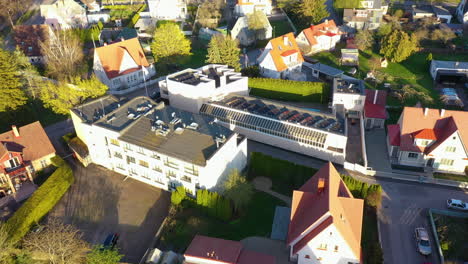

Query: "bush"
<box><xmin>196</xmin><ymin>189</ymin><xmax>232</xmax><ymax>221</ymax></box>
<box><xmin>241</xmin><ymin>66</ymin><xmax>260</xmax><ymax>77</ymax></box>
<box><xmin>50</xmin><ymin>155</ymin><xmax>66</xmax><ymax>168</ymax></box>
<box><xmin>5</xmin><ymin>161</ymin><xmax>74</xmax><ymax>244</ymax></box>
<box><xmin>171</xmin><ymin>186</ymin><xmax>187</xmax><ymax>205</ymax></box>
<box><xmin>248</xmin><ymin>78</ymin><xmax>329</xmax><ymax>104</ymax></box>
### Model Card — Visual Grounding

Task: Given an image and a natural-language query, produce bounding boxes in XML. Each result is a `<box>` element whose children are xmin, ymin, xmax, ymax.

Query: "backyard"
<box><xmin>433</xmin><ymin>213</ymin><xmax>468</xmax><ymax>262</ymax></box>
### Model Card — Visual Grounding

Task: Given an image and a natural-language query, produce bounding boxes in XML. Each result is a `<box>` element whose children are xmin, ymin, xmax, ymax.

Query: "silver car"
<box><xmin>447</xmin><ymin>199</ymin><xmax>468</xmax><ymax>211</ymax></box>
<box><xmin>415</xmin><ymin>227</ymin><xmax>431</xmax><ymax>256</ymax></box>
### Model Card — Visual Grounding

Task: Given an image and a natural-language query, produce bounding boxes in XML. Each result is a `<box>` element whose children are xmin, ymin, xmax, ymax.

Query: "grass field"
<box><xmin>270</xmin><ymin>18</ymin><xmax>295</xmax><ymax>37</ymax></box>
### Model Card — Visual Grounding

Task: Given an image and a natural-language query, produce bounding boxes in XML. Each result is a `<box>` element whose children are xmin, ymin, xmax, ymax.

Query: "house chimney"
<box><xmin>424</xmin><ymin>107</ymin><xmax>429</xmax><ymax>116</ymax></box>
<box><xmin>441</xmin><ymin>109</ymin><xmax>445</xmax><ymax>117</ymax></box>
<box><xmin>283</xmin><ymin>36</ymin><xmax>288</xmax><ymax>46</ymax></box>
<box><xmin>12</xmin><ymin>125</ymin><xmax>19</xmax><ymax>138</ymax></box>
<box><xmin>325</xmin><ymin>19</ymin><xmax>329</xmax><ymax>24</ymax></box>
<box><xmin>373</xmin><ymin>90</ymin><xmax>378</xmax><ymax>104</ymax></box>
<box><xmin>317</xmin><ymin>178</ymin><xmax>325</xmax><ymax>194</ymax></box>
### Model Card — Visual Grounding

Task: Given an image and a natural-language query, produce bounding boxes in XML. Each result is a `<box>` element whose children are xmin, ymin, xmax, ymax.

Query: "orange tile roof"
<box><xmin>267</xmin><ymin>32</ymin><xmax>304</xmax><ymax>72</ymax></box>
<box><xmin>95</xmin><ymin>38</ymin><xmax>149</xmax><ymax>79</ymax></box>
<box><xmin>301</xmin><ymin>20</ymin><xmax>341</xmax><ymax>46</ymax></box>
<box><xmin>397</xmin><ymin>107</ymin><xmax>468</xmax><ymax>153</ymax></box>
<box><xmin>414</xmin><ymin>128</ymin><xmax>437</xmax><ymax>140</ymax></box>
<box><xmin>288</xmin><ymin>163</ymin><xmax>363</xmax><ymax>260</ymax></box>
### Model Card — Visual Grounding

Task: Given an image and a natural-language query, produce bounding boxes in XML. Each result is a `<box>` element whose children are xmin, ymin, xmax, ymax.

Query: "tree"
<box><xmin>376</xmin><ymin>23</ymin><xmax>392</xmax><ymax>39</ymax></box>
<box><xmin>39</xmin><ymin>75</ymin><xmax>107</xmax><ymax>115</ymax></box>
<box><xmin>354</xmin><ymin>30</ymin><xmax>374</xmax><ymax>51</ymax></box>
<box><xmin>222</xmin><ymin>169</ymin><xmax>253</xmax><ymax>212</ymax></box>
<box><xmin>86</xmin><ymin>245</ymin><xmax>123</xmax><ymax>264</ymax></box>
<box><xmin>296</xmin><ymin>0</ymin><xmax>330</xmax><ymax>24</ymax></box>
<box><xmin>0</xmin><ymin>0</ymin><xmax>32</xmax><ymax>27</ymax></box>
<box><xmin>0</xmin><ymin>222</ymin><xmax>14</xmax><ymax>262</ymax></box>
<box><xmin>206</xmin><ymin>35</ymin><xmax>241</xmax><ymax>71</ymax></box>
<box><xmin>369</xmin><ymin>56</ymin><xmax>381</xmax><ymax>72</ymax></box>
<box><xmin>247</xmin><ymin>10</ymin><xmax>269</xmax><ymax>43</ymax></box>
<box><xmin>431</xmin><ymin>28</ymin><xmax>456</xmax><ymax>45</ymax></box>
<box><xmin>393</xmin><ymin>9</ymin><xmax>404</xmax><ymax>19</ymax></box>
<box><xmin>151</xmin><ymin>23</ymin><xmax>191</xmax><ymax>64</ymax></box>
<box><xmin>23</xmin><ymin>219</ymin><xmax>89</xmax><ymax>264</ymax></box>
<box><xmin>426</xmin><ymin>53</ymin><xmax>433</xmax><ymax>61</ymax></box>
<box><xmin>39</xmin><ymin>30</ymin><xmax>84</xmax><ymax>81</ymax></box>
<box><xmin>171</xmin><ymin>186</ymin><xmax>187</xmax><ymax>205</ymax></box>
<box><xmin>380</xmin><ymin>30</ymin><xmax>417</xmax><ymax>62</ymax></box>
<box><xmin>197</xmin><ymin>0</ymin><xmax>225</xmax><ymax>28</ymax></box>
<box><xmin>0</xmin><ymin>48</ymin><xmax>28</xmax><ymax>112</ymax></box>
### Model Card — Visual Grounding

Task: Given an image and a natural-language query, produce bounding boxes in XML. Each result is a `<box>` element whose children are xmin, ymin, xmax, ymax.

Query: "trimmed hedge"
<box><xmin>248</xmin><ymin>78</ymin><xmax>330</xmax><ymax>104</ymax></box>
<box><xmin>5</xmin><ymin>156</ymin><xmax>74</xmax><ymax>244</ymax></box>
<box><xmin>340</xmin><ymin>174</ymin><xmax>382</xmax><ymax>200</ymax></box>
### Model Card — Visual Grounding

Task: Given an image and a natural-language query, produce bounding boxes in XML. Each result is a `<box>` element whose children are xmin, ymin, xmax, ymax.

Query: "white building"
<box><xmin>148</xmin><ymin>0</ymin><xmax>188</xmax><ymax>20</ymax></box>
<box><xmin>93</xmin><ymin>38</ymin><xmax>155</xmax><ymax>92</ymax></box>
<box><xmin>429</xmin><ymin>60</ymin><xmax>468</xmax><ymax>83</ymax></box>
<box><xmin>200</xmin><ymin>95</ymin><xmax>348</xmax><ymax>164</ymax></box>
<box><xmin>234</xmin><ymin>0</ymin><xmax>273</xmax><ymax>17</ymax></box>
<box><xmin>288</xmin><ymin>162</ymin><xmax>363</xmax><ymax>264</ymax></box>
<box><xmin>258</xmin><ymin>33</ymin><xmax>305</xmax><ymax>79</ymax></box>
<box><xmin>342</xmin><ymin>0</ymin><xmax>388</xmax><ymax>30</ymax></box>
<box><xmin>296</xmin><ymin>20</ymin><xmax>343</xmax><ymax>55</ymax></box>
<box><xmin>456</xmin><ymin>0</ymin><xmax>468</xmax><ymax>23</ymax></box>
<box><xmin>40</xmin><ymin>0</ymin><xmax>88</xmax><ymax>29</ymax></box>
<box><xmin>71</xmin><ymin>96</ymin><xmax>247</xmax><ymax>194</ymax></box>
<box><xmin>387</xmin><ymin>107</ymin><xmax>468</xmax><ymax>174</ymax></box>
<box><xmin>231</xmin><ymin>15</ymin><xmax>272</xmax><ymax>46</ymax></box>
<box><xmin>332</xmin><ymin>78</ymin><xmax>366</xmax><ymax>119</ymax></box>
<box><xmin>159</xmin><ymin>65</ymin><xmax>249</xmax><ymax>113</ymax></box>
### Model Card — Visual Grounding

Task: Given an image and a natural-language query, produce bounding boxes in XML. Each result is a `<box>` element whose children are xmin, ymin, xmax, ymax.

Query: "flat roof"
<box><xmin>334</xmin><ymin>78</ymin><xmax>365</xmax><ymax>95</ymax></box>
<box><xmin>167</xmin><ymin>64</ymin><xmax>244</xmax><ymax>86</ymax></box>
<box><xmin>72</xmin><ymin>95</ymin><xmax>126</xmax><ymax>124</ymax></box>
<box><xmin>432</xmin><ymin>60</ymin><xmax>468</xmax><ymax>70</ymax></box>
<box><xmin>304</xmin><ymin>62</ymin><xmax>344</xmax><ymax>77</ymax></box>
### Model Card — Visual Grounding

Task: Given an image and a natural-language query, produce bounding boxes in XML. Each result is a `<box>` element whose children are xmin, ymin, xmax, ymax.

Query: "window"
<box><xmin>124</xmin><ymin>144</ymin><xmax>132</xmax><ymax>151</ymax></box>
<box><xmin>40</xmin><ymin>160</ymin><xmax>47</xmax><ymax>169</ymax></box>
<box><xmin>184</xmin><ymin>165</ymin><xmax>199</xmax><ymax>176</ymax></box>
<box><xmin>334</xmin><ymin>245</ymin><xmax>339</xmax><ymax>252</ymax></box>
<box><xmin>126</xmin><ymin>156</ymin><xmax>136</xmax><ymax>164</ymax></box>
<box><xmin>305</xmin><ymin>255</ymin><xmax>310</xmax><ymax>259</ymax></box>
<box><xmin>317</xmin><ymin>243</ymin><xmax>327</xmax><ymax>250</ymax></box>
<box><xmin>440</xmin><ymin>158</ymin><xmax>454</xmax><ymax>166</ymax></box>
<box><xmin>5</xmin><ymin>157</ymin><xmax>20</xmax><ymax>168</ymax></box>
<box><xmin>353</xmin><ymin>100</ymin><xmax>362</xmax><ymax>105</ymax></box>
<box><xmin>151</xmin><ymin>153</ymin><xmax>161</xmax><ymax>160</ymax></box>
<box><xmin>181</xmin><ymin>176</ymin><xmax>192</xmax><ymax>183</ymax></box>
<box><xmin>114</xmin><ymin>152</ymin><xmax>123</xmax><ymax>159</ymax></box>
<box><xmin>116</xmin><ymin>163</ymin><xmax>124</xmax><ymax>170</ymax></box>
<box><xmin>164</xmin><ymin>158</ymin><xmax>179</xmax><ymax>169</ymax></box>
<box><xmin>139</xmin><ymin>160</ymin><xmax>149</xmax><ymax>168</ymax></box>
<box><xmin>418</xmin><ymin>140</ymin><xmax>431</xmax><ymax>146</ymax></box>
<box><xmin>153</xmin><ymin>166</ymin><xmax>162</xmax><ymax>172</ymax></box>
<box><xmin>110</xmin><ymin>138</ymin><xmax>120</xmax><ymax>146</ymax></box>
<box><xmin>445</xmin><ymin>146</ymin><xmax>456</xmax><ymax>153</ymax></box>
<box><xmin>166</xmin><ymin>170</ymin><xmax>176</xmax><ymax>178</ymax></box>
<box><xmin>408</xmin><ymin>152</ymin><xmax>418</xmax><ymax>159</ymax></box>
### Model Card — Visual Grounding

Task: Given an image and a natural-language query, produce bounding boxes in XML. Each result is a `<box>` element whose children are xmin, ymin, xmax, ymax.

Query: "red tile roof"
<box><xmin>13</xmin><ymin>25</ymin><xmax>50</xmax><ymax>57</ymax></box>
<box><xmin>287</xmin><ymin>163</ymin><xmax>363</xmax><ymax>260</ymax></box>
<box><xmin>301</xmin><ymin>20</ymin><xmax>342</xmax><ymax>46</ymax></box>
<box><xmin>95</xmin><ymin>38</ymin><xmax>149</xmax><ymax>79</ymax></box>
<box><xmin>0</xmin><ymin>122</ymin><xmax>55</xmax><ymax>162</ymax></box>
<box><xmin>387</xmin><ymin>124</ymin><xmax>401</xmax><ymax>146</ymax></box>
<box><xmin>266</xmin><ymin>33</ymin><xmax>304</xmax><ymax>72</ymax></box>
<box><xmin>414</xmin><ymin>128</ymin><xmax>437</xmax><ymax>140</ymax></box>
<box><xmin>237</xmin><ymin>250</ymin><xmax>275</xmax><ymax>264</ymax></box>
<box><xmin>364</xmin><ymin>89</ymin><xmax>387</xmax><ymax>119</ymax></box>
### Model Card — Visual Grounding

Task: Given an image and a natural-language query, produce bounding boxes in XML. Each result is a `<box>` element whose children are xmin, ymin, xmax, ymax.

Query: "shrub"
<box><xmin>248</xmin><ymin>78</ymin><xmax>329</xmax><ymax>104</ymax></box>
<box><xmin>171</xmin><ymin>186</ymin><xmax>187</xmax><ymax>205</ymax></box>
<box><xmin>241</xmin><ymin>66</ymin><xmax>260</xmax><ymax>77</ymax></box>
<box><xmin>196</xmin><ymin>189</ymin><xmax>232</xmax><ymax>221</ymax></box>
<box><xmin>50</xmin><ymin>155</ymin><xmax>66</xmax><ymax>168</ymax></box>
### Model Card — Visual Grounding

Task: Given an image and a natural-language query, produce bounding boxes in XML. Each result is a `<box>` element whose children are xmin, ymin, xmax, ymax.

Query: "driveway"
<box><xmin>49</xmin><ymin>162</ymin><xmax>170</xmax><ymax>263</ymax></box>
<box><xmin>365</xmin><ymin>129</ymin><xmax>392</xmax><ymax>172</ymax></box>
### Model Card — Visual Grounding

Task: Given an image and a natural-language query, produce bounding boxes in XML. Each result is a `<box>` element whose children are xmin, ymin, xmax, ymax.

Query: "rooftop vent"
<box><xmin>215</xmin><ymin>135</ymin><xmax>226</xmax><ymax>148</ymax></box>
<box><xmin>187</xmin><ymin>122</ymin><xmax>199</xmax><ymax>130</ymax></box>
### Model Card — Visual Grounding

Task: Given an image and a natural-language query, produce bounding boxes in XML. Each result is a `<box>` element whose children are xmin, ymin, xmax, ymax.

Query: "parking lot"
<box><xmin>49</xmin><ymin>161</ymin><xmax>170</xmax><ymax>263</ymax></box>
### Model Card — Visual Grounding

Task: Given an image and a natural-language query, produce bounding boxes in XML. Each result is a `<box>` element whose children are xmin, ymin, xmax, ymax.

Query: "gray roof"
<box><xmin>334</xmin><ymin>78</ymin><xmax>365</xmax><ymax>95</ymax></box>
<box><xmin>432</xmin><ymin>5</ymin><xmax>451</xmax><ymax>16</ymax></box>
<box><xmin>305</xmin><ymin>62</ymin><xmax>344</xmax><ymax>77</ymax></box>
<box><xmin>72</xmin><ymin>95</ymin><xmax>126</xmax><ymax>124</ymax></box>
<box><xmin>412</xmin><ymin>5</ymin><xmax>434</xmax><ymax>15</ymax></box>
<box><xmin>432</xmin><ymin>60</ymin><xmax>468</xmax><ymax>70</ymax></box>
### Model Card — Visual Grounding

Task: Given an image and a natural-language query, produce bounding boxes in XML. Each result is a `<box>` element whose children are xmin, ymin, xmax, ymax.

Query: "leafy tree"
<box><xmin>206</xmin><ymin>35</ymin><xmax>241</xmax><ymax>71</ymax></box>
<box><xmin>296</xmin><ymin>0</ymin><xmax>330</xmax><ymax>24</ymax></box>
<box><xmin>39</xmin><ymin>75</ymin><xmax>107</xmax><ymax>115</ymax></box>
<box><xmin>197</xmin><ymin>0</ymin><xmax>225</xmax><ymax>28</ymax></box>
<box><xmin>0</xmin><ymin>48</ymin><xmax>28</xmax><ymax>112</ymax></box>
<box><xmin>0</xmin><ymin>222</ymin><xmax>15</xmax><ymax>262</ymax></box>
<box><xmin>376</xmin><ymin>23</ymin><xmax>392</xmax><ymax>38</ymax></box>
<box><xmin>354</xmin><ymin>30</ymin><xmax>374</xmax><ymax>51</ymax></box>
<box><xmin>380</xmin><ymin>30</ymin><xmax>417</xmax><ymax>62</ymax></box>
<box><xmin>171</xmin><ymin>186</ymin><xmax>187</xmax><ymax>205</ymax></box>
<box><xmin>151</xmin><ymin>23</ymin><xmax>191</xmax><ymax>64</ymax></box>
<box><xmin>86</xmin><ymin>245</ymin><xmax>123</xmax><ymax>264</ymax></box>
<box><xmin>431</xmin><ymin>28</ymin><xmax>456</xmax><ymax>44</ymax></box>
<box><xmin>23</xmin><ymin>219</ymin><xmax>89</xmax><ymax>264</ymax></box>
<box><xmin>247</xmin><ymin>10</ymin><xmax>269</xmax><ymax>43</ymax></box>
<box><xmin>223</xmin><ymin>169</ymin><xmax>253</xmax><ymax>212</ymax></box>
<box><xmin>393</xmin><ymin>9</ymin><xmax>404</xmax><ymax>19</ymax></box>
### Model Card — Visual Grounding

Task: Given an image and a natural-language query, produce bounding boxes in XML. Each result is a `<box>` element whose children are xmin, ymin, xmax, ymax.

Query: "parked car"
<box><xmin>446</xmin><ymin>199</ymin><xmax>468</xmax><ymax>211</ymax></box>
<box><xmin>415</xmin><ymin>227</ymin><xmax>431</xmax><ymax>256</ymax></box>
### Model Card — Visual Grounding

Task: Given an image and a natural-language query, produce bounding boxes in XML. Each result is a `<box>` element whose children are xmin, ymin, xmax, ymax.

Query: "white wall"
<box><xmin>332</xmin><ymin>93</ymin><xmax>365</xmax><ymax>112</ymax></box>
<box><xmin>148</xmin><ymin>0</ymin><xmax>187</xmax><ymax>20</ymax></box>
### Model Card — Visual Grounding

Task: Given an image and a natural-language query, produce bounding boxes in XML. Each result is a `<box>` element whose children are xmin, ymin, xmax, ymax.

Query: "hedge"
<box><xmin>340</xmin><ymin>174</ymin><xmax>382</xmax><ymax>200</ymax></box>
<box><xmin>127</xmin><ymin>4</ymin><xmax>146</xmax><ymax>28</ymax></box>
<box><xmin>248</xmin><ymin>78</ymin><xmax>330</xmax><ymax>104</ymax></box>
<box><xmin>5</xmin><ymin>156</ymin><xmax>74</xmax><ymax>244</ymax></box>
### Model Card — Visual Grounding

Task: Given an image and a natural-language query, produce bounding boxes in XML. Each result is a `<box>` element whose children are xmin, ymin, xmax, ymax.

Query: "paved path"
<box><xmin>253</xmin><ymin>177</ymin><xmax>292</xmax><ymax>206</ymax></box>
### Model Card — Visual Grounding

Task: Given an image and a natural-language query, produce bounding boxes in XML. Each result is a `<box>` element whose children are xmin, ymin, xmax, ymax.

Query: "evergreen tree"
<box><xmin>380</xmin><ymin>30</ymin><xmax>418</xmax><ymax>62</ymax></box>
<box><xmin>0</xmin><ymin>48</ymin><xmax>27</xmax><ymax>112</ymax></box>
<box><xmin>297</xmin><ymin>0</ymin><xmax>330</xmax><ymax>24</ymax></box>
<box><xmin>206</xmin><ymin>35</ymin><xmax>241</xmax><ymax>71</ymax></box>
<box><xmin>151</xmin><ymin>22</ymin><xmax>191</xmax><ymax>64</ymax></box>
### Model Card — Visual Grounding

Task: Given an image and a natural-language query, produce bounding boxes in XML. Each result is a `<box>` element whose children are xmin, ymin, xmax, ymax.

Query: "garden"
<box><xmin>433</xmin><ymin>213</ymin><xmax>468</xmax><ymax>262</ymax></box>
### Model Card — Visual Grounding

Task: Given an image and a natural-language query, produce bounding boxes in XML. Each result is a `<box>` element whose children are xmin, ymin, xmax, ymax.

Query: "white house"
<box><xmin>332</xmin><ymin>78</ymin><xmax>366</xmax><ymax>118</ymax></box>
<box><xmin>159</xmin><ymin>65</ymin><xmax>249</xmax><ymax>113</ymax></box>
<box><xmin>148</xmin><ymin>0</ymin><xmax>188</xmax><ymax>20</ymax></box>
<box><xmin>234</xmin><ymin>0</ymin><xmax>273</xmax><ymax>17</ymax></box>
<box><xmin>70</xmin><ymin>96</ymin><xmax>247</xmax><ymax>194</ymax></box>
<box><xmin>231</xmin><ymin>14</ymin><xmax>272</xmax><ymax>46</ymax></box>
<box><xmin>387</xmin><ymin>107</ymin><xmax>468</xmax><ymax>174</ymax></box>
<box><xmin>456</xmin><ymin>0</ymin><xmax>468</xmax><ymax>23</ymax></box>
<box><xmin>287</xmin><ymin>162</ymin><xmax>363</xmax><ymax>264</ymax></box>
<box><xmin>343</xmin><ymin>0</ymin><xmax>388</xmax><ymax>30</ymax></box>
<box><xmin>296</xmin><ymin>20</ymin><xmax>343</xmax><ymax>54</ymax></box>
<box><xmin>93</xmin><ymin>38</ymin><xmax>155</xmax><ymax>92</ymax></box>
<box><xmin>40</xmin><ymin>0</ymin><xmax>88</xmax><ymax>29</ymax></box>
<box><xmin>258</xmin><ymin>33</ymin><xmax>305</xmax><ymax>79</ymax></box>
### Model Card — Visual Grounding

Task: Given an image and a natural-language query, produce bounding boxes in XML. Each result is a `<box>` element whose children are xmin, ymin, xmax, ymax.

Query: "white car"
<box><xmin>415</xmin><ymin>227</ymin><xmax>432</xmax><ymax>256</ymax></box>
<box><xmin>447</xmin><ymin>199</ymin><xmax>468</xmax><ymax>211</ymax></box>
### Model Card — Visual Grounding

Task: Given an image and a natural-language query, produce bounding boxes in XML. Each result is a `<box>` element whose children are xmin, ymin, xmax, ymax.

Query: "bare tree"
<box><xmin>197</xmin><ymin>0</ymin><xmax>225</xmax><ymax>28</ymax></box>
<box><xmin>0</xmin><ymin>0</ymin><xmax>32</xmax><ymax>27</ymax></box>
<box><xmin>23</xmin><ymin>219</ymin><xmax>89</xmax><ymax>264</ymax></box>
<box><xmin>40</xmin><ymin>30</ymin><xmax>84</xmax><ymax>81</ymax></box>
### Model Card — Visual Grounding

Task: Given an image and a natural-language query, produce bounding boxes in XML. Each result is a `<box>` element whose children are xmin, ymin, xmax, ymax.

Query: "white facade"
<box><xmin>40</xmin><ymin>0</ymin><xmax>88</xmax><ymax>29</ymax></box>
<box><xmin>148</xmin><ymin>0</ymin><xmax>188</xmax><ymax>20</ymax></box>
<box><xmin>258</xmin><ymin>42</ymin><xmax>303</xmax><ymax>79</ymax></box>
<box><xmin>234</xmin><ymin>0</ymin><xmax>273</xmax><ymax>16</ymax></box>
<box><xmin>332</xmin><ymin>93</ymin><xmax>365</xmax><ymax>113</ymax></box>
<box><xmin>296</xmin><ymin>32</ymin><xmax>342</xmax><ymax>54</ymax></box>
<box><xmin>159</xmin><ymin>65</ymin><xmax>249</xmax><ymax>113</ymax></box>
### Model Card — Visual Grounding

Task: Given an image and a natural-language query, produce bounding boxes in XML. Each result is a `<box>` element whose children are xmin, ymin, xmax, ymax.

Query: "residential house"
<box><xmin>0</xmin><ymin>122</ymin><xmax>56</xmax><ymax>196</ymax></box>
<box><xmin>71</xmin><ymin>96</ymin><xmax>247</xmax><ymax>195</ymax></box>
<box><xmin>159</xmin><ymin>65</ymin><xmax>249</xmax><ymax>113</ymax></box>
<box><xmin>98</xmin><ymin>28</ymin><xmax>138</xmax><ymax>46</ymax></box>
<box><xmin>411</xmin><ymin>6</ymin><xmax>435</xmax><ymax>20</ymax></box>
<box><xmin>430</xmin><ymin>60</ymin><xmax>468</xmax><ymax>84</ymax></box>
<box><xmin>296</xmin><ymin>20</ymin><xmax>343</xmax><ymax>54</ymax></box>
<box><xmin>147</xmin><ymin>0</ymin><xmax>188</xmax><ymax>20</ymax></box>
<box><xmin>13</xmin><ymin>25</ymin><xmax>52</xmax><ymax>64</ymax></box>
<box><xmin>332</xmin><ymin>77</ymin><xmax>366</xmax><ymax>119</ymax></box>
<box><xmin>364</xmin><ymin>89</ymin><xmax>387</xmax><ymax>129</ymax></box>
<box><xmin>93</xmin><ymin>38</ymin><xmax>155</xmax><ymax>92</ymax></box>
<box><xmin>234</xmin><ymin>0</ymin><xmax>273</xmax><ymax>17</ymax></box>
<box><xmin>40</xmin><ymin>0</ymin><xmax>88</xmax><ymax>29</ymax></box>
<box><xmin>287</xmin><ymin>162</ymin><xmax>363</xmax><ymax>264</ymax></box>
<box><xmin>456</xmin><ymin>0</ymin><xmax>468</xmax><ymax>24</ymax></box>
<box><xmin>387</xmin><ymin>107</ymin><xmax>468</xmax><ymax>174</ymax></box>
<box><xmin>343</xmin><ymin>0</ymin><xmax>388</xmax><ymax>30</ymax></box>
<box><xmin>432</xmin><ymin>6</ymin><xmax>452</xmax><ymax>23</ymax></box>
<box><xmin>231</xmin><ymin>14</ymin><xmax>272</xmax><ymax>46</ymax></box>
<box><xmin>184</xmin><ymin>235</ymin><xmax>276</xmax><ymax>264</ymax></box>
<box><xmin>258</xmin><ymin>33</ymin><xmax>305</xmax><ymax>79</ymax></box>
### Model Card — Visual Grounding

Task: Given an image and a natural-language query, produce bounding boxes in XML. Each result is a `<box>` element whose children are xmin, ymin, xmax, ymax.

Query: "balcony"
<box><xmin>181</xmin><ymin>176</ymin><xmax>192</xmax><ymax>183</ymax></box>
<box><xmin>164</xmin><ymin>162</ymin><xmax>179</xmax><ymax>170</ymax></box>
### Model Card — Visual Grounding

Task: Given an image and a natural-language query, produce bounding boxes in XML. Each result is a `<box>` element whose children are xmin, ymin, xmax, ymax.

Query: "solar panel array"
<box><xmin>169</xmin><ymin>71</ymin><xmax>202</xmax><ymax>85</ymax></box>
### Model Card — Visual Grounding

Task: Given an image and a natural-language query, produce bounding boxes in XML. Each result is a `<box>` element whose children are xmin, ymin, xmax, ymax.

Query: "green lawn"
<box><xmin>160</xmin><ymin>191</ymin><xmax>287</xmax><ymax>252</ymax></box>
<box><xmin>269</xmin><ymin>19</ymin><xmax>294</xmax><ymax>37</ymax></box>
<box><xmin>434</xmin><ymin>214</ymin><xmax>468</xmax><ymax>261</ymax></box>
<box><xmin>433</xmin><ymin>172</ymin><xmax>468</xmax><ymax>182</ymax></box>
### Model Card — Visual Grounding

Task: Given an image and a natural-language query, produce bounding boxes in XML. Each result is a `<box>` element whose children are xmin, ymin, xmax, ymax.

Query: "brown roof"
<box><xmin>0</xmin><ymin>121</ymin><xmax>55</xmax><ymax>162</ymax></box>
<box><xmin>398</xmin><ymin>107</ymin><xmax>468</xmax><ymax>153</ymax></box>
<box><xmin>13</xmin><ymin>25</ymin><xmax>50</xmax><ymax>57</ymax></box>
<box><xmin>288</xmin><ymin>163</ymin><xmax>363</xmax><ymax>260</ymax></box>
<box><xmin>301</xmin><ymin>20</ymin><xmax>341</xmax><ymax>46</ymax></box>
<box><xmin>266</xmin><ymin>33</ymin><xmax>304</xmax><ymax>72</ymax></box>
<box><xmin>95</xmin><ymin>38</ymin><xmax>149</xmax><ymax>79</ymax></box>
<box><xmin>237</xmin><ymin>250</ymin><xmax>275</xmax><ymax>264</ymax></box>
